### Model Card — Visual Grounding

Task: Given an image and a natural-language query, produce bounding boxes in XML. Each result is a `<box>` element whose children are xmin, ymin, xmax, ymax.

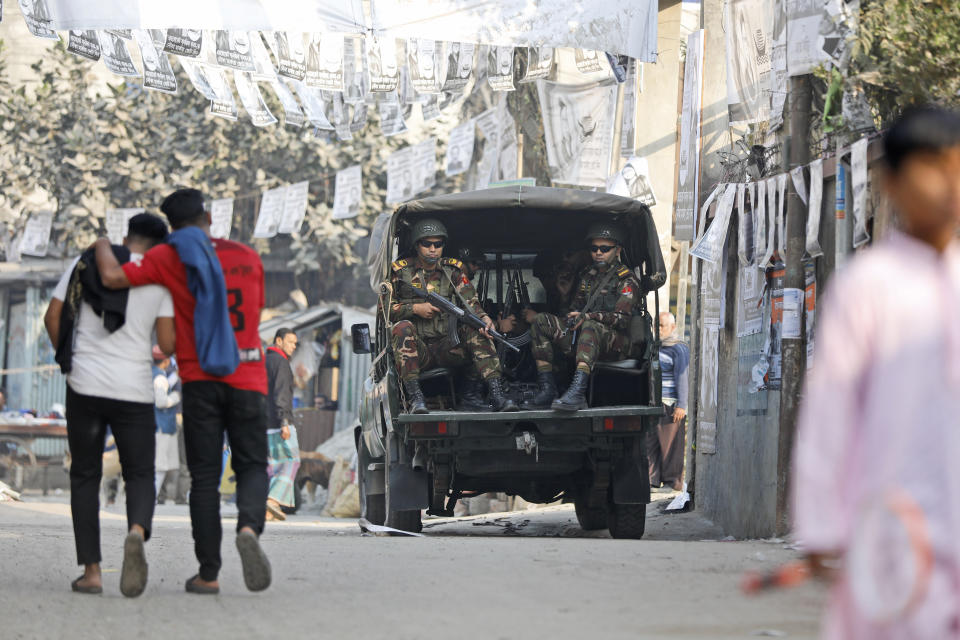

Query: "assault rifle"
<box><xmin>410</xmin><ymin>285</ymin><xmax>521</xmax><ymax>353</ymax></box>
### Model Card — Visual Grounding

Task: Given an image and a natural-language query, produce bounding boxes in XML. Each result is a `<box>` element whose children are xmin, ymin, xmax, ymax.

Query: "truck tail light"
<box><xmin>593</xmin><ymin>416</ymin><xmax>646</xmax><ymax>433</ymax></box>
<box><xmin>409</xmin><ymin>421</ymin><xmax>457</xmax><ymax>436</ymax></box>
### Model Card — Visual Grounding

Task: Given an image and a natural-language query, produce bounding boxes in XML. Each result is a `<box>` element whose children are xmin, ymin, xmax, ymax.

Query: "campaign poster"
<box><xmin>445</xmin><ymin>119</ymin><xmax>475</xmax><ymax>177</ymax></box>
<box><xmin>332</xmin><ymin>165</ymin><xmax>362</xmax><ymax>220</ymax></box>
<box><xmin>407</xmin><ymin>38</ymin><xmax>443</xmax><ymax>94</ymax></box>
<box><xmin>273</xmin><ymin>32</ymin><xmax>306</xmax><ymax>80</ymax></box>
<box><xmin>367</xmin><ymin>37</ymin><xmax>399</xmax><ymax>92</ymax></box>
<box><xmin>98</xmin><ymin>31</ymin><xmax>139</xmax><ymax>77</ymax></box>
<box><xmin>210</xmin><ymin>198</ymin><xmax>234</xmax><ymax>239</ymax></box>
<box><xmin>440</xmin><ymin>42</ymin><xmax>474</xmax><ymax>92</ymax></box>
<box><xmin>67</xmin><ymin>30</ymin><xmax>101</xmax><ymax>61</ymax></box>
<box><xmin>234</xmin><ymin>70</ymin><xmax>277</xmax><ymax>127</ymax></box>
<box><xmin>305</xmin><ymin>33</ymin><xmax>344</xmax><ymax>91</ymax></box>
<box><xmin>163</xmin><ymin>29</ymin><xmax>202</xmax><ymax>58</ymax></box>
<box><xmin>487</xmin><ymin>46</ymin><xmax>515</xmax><ymax>91</ymax></box>
<box><xmin>214</xmin><ymin>30</ymin><xmax>256</xmax><ymax>71</ymax></box>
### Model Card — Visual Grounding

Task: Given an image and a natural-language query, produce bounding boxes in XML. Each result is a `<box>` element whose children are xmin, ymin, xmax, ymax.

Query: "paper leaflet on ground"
<box><xmin>105</xmin><ymin>207</ymin><xmax>144</xmax><ymax>245</ymax></box>
<box><xmin>851</xmin><ymin>137</ymin><xmax>870</xmax><ymax>248</ymax></box>
<box><xmin>665</xmin><ymin>483</ymin><xmax>691</xmax><ymax>511</ymax></box>
<box><xmin>332</xmin><ymin>165</ymin><xmax>362</xmax><ymax>219</ymax></box>
<box><xmin>277</xmin><ymin>180</ymin><xmax>310</xmax><ymax>233</ymax></box>
<box><xmin>674</xmin><ymin>30</ymin><xmax>704</xmax><ymax>241</ymax></box>
<box><xmin>805</xmin><ymin>159</ymin><xmax>824</xmax><ymax>257</ymax></box>
<box><xmin>19</xmin><ymin>212</ymin><xmax>53</xmax><ymax>257</ymax></box>
<box><xmin>358</xmin><ymin>517</ymin><xmax>424</xmax><ymax>537</ymax></box>
<box><xmin>691</xmin><ymin>183</ymin><xmax>737</xmax><ymax>263</ymax></box>
<box><xmin>254</xmin><ymin>186</ymin><xmax>285</xmax><ymax>238</ymax></box>
<box><xmin>209</xmin><ymin>198</ymin><xmax>234</xmax><ymax>239</ymax></box>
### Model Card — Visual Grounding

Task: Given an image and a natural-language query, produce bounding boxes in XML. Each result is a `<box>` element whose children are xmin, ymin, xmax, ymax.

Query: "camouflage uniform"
<box><xmin>530</xmin><ymin>260</ymin><xmax>640</xmax><ymax>373</ymax></box>
<box><xmin>390</xmin><ymin>257</ymin><xmax>502</xmax><ymax>382</ymax></box>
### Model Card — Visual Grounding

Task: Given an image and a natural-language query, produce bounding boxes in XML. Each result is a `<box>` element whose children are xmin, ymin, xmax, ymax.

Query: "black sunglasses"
<box><xmin>590</xmin><ymin>245</ymin><xmax>617</xmax><ymax>254</ymax></box>
<box><xmin>419</xmin><ymin>239</ymin><xmax>445</xmax><ymax>249</ymax></box>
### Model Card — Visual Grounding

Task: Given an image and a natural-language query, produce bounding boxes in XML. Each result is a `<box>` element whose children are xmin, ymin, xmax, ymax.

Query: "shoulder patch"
<box><xmin>617</xmin><ymin>266</ymin><xmax>631</xmax><ymax>278</ymax></box>
<box><xmin>442</xmin><ymin>257</ymin><xmax>463</xmax><ymax>269</ymax></box>
<box><xmin>391</xmin><ymin>259</ymin><xmax>409</xmax><ymax>271</ymax></box>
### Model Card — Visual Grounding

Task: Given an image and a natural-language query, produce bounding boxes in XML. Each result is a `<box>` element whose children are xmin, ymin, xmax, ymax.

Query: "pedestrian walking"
<box><xmin>793</xmin><ymin>106</ymin><xmax>960</xmax><ymax>637</ymax></box>
<box><xmin>44</xmin><ymin>213</ymin><xmax>173</xmax><ymax>597</ymax></box>
<box><xmin>648</xmin><ymin>311</ymin><xmax>688</xmax><ymax>491</ymax></box>
<box><xmin>96</xmin><ymin>188</ymin><xmax>272</xmax><ymax>595</ymax></box>
<box><xmin>152</xmin><ymin>346</ymin><xmax>182</xmax><ymax>503</ymax></box>
<box><xmin>265</xmin><ymin>328</ymin><xmax>301</xmax><ymax>521</ymax></box>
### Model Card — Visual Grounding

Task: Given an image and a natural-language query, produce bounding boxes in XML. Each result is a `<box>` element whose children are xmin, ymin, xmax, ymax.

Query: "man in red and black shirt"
<box><xmin>96</xmin><ymin>189</ymin><xmax>271</xmax><ymax>595</ymax></box>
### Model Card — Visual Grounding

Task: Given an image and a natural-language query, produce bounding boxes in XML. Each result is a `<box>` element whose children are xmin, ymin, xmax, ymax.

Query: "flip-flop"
<box><xmin>184</xmin><ymin>574</ymin><xmax>219</xmax><ymax>595</ymax></box>
<box><xmin>266</xmin><ymin>502</ymin><xmax>286</xmax><ymax>521</ymax></box>
<box><xmin>235</xmin><ymin>530</ymin><xmax>272</xmax><ymax>592</ymax></box>
<box><xmin>71</xmin><ymin>576</ymin><xmax>102</xmax><ymax>595</ymax></box>
<box><xmin>119</xmin><ymin>531</ymin><xmax>148</xmax><ymax>598</ymax></box>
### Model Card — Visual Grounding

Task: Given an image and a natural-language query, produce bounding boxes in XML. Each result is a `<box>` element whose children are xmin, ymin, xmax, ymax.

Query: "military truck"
<box><xmin>350</xmin><ymin>186</ymin><xmax>667</xmax><ymax>538</ymax></box>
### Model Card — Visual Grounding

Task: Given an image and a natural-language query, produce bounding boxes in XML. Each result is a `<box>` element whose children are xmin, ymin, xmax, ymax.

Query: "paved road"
<box><xmin>0</xmin><ymin>497</ymin><xmax>824</xmax><ymax>639</ymax></box>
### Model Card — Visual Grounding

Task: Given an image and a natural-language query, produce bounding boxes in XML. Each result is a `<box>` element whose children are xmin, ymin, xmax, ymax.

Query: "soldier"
<box><xmin>390</xmin><ymin>219</ymin><xmax>518</xmax><ymax>414</ymax></box>
<box><xmin>457</xmin><ymin>247</ymin><xmax>486</xmax><ymax>281</ymax></box>
<box><xmin>527</xmin><ymin>222</ymin><xmax>642</xmax><ymax>411</ymax></box>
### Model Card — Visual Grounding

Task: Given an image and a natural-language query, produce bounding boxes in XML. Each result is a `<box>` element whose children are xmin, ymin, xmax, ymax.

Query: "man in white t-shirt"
<box><xmin>43</xmin><ymin>213</ymin><xmax>175</xmax><ymax>599</ymax></box>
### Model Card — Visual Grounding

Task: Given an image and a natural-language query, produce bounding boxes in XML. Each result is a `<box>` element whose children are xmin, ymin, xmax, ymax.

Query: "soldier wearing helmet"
<box><xmin>526</xmin><ymin>222</ymin><xmax>642</xmax><ymax>411</ymax></box>
<box><xmin>389</xmin><ymin>219</ymin><xmax>517</xmax><ymax>413</ymax></box>
<box><xmin>457</xmin><ymin>247</ymin><xmax>486</xmax><ymax>281</ymax></box>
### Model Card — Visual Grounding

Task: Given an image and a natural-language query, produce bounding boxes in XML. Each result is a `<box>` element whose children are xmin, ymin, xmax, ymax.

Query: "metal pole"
<box><xmin>776</xmin><ymin>74</ymin><xmax>811</xmax><ymax>535</ymax></box>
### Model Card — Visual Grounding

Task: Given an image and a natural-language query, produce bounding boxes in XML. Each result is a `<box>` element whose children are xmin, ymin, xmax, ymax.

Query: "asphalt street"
<box><xmin>0</xmin><ymin>496</ymin><xmax>825</xmax><ymax>639</ymax></box>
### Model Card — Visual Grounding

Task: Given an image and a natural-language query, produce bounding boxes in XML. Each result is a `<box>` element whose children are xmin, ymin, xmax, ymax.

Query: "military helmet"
<box><xmin>411</xmin><ymin>218</ymin><xmax>448</xmax><ymax>243</ymax></box>
<box><xmin>585</xmin><ymin>222</ymin><xmax>626</xmax><ymax>245</ymax></box>
<box><xmin>458</xmin><ymin>247</ymin><xmax>485</xmax><ymax>264</ymax></box>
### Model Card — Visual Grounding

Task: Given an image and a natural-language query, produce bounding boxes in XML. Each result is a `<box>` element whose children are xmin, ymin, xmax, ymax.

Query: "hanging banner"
<box><xmin>134</xmin><ymin>30</ymin><xmax>178</xmax><ymax>94</ymax></box>
<box><xmin>445</xmin><ymin>119</ymin><xmax>475</xmax><ymax>177</ymax></box>
<box><xmin>273</xmin><ymin>32</ymin><xmax>306</xmax><ymax>80</ymax></box>
<box><xmin>386</xmin><ymin>146</ymin><xmax>415</xmax><ymax>204</ymax></box>
<box><xmin>789</xmin><ymin>165</ymin><xmax>808</xmax><ymax>205</ymax></box>
<box><xmin>574</xmin><ymin>49</ymin><xmax>606</xmax><ymax>74</ymax></box>
<box><xmin>691</xmin><ymin>183</ymin><xmax>737</xmax><ymax>263</ymax></box>
<box><xmin>249</xmin><ymin>33</ymin><xmax>278</xmax><ymax>81</ymax></box>
<box><xmin>605</xmin><ymin>156</ymin><xmax>656</xmax><ymax>207</ymax></box>
<box><xmin>776</xmin><ymin>172</ymin><xmax>788</xmax><ymax>259</ymax></box>
<box><xmin>305</xmin><ymin>33</ymin><xmax>344</xmax><ymax>91</ymax></box>
<box><xmin>408</xmin><ymin>38</ymin><xmax>443</xmax><ymax>94</ymax></box>
<box><xmin>294</xmin><ymin>81</ymin><xmax>334</xmax><ymax>129</ymax></box>
<box><xmin>372</xmin><ymin>0</ymin><xmax>658</xmax><ymax>62</ymax></box>
<box><xmin>19</xmin><ymin>212</ymin><xmax>53</xmax><ymax>258</ymax></box>
<box><xmin>736</xmin><ymin>183</ymin><xmax>753</xmax><ymax>266</ymax></box>
<box><xmin>268</xmin><ymin>79</ymin><xmax>306</xmax><ymax>128</ymax></box>
<box><xmin>805</xmin><ymin>158</ymin><xmax>824</xmax><ymax>257</ymax></box>
<box><xmin>754</xmin><ymin>179</ymin><xmax>768</xmax><ymax>267</ymax></box>
<box><xmin>851</xmin><ymin>136</ymin><xmax>870</xmax><ymax>248</ymax></box>
<box><xmin>234</xmin><ymin>70</ymin><xmax>277</xmax><ymax>126</ymax></box>
<box><xmin>441</xmin><ymin>42</ymin><xmax>474</xmax><ymax>92</ymax></box>
<box><xmin>537</xmin><ymin>78</ymin><xmax>618</xmax><ymax>187</ymax></box>
<box><xmin>105</xmin><ymin>207</ymin><xmax>144</xmax><ymax>245</ymax></box>
<box><xmin>67</xmin><ymin>30</ymin><xmax>101</xmax><ymax>61</ymax></box>
<box><xmin>675</xmin><ymin>30</ymin><xmax>704</xmax><ymax>241</ymax></box>
<box><xmin>163</xmin><ymin>29</ymin><xmax>202</xmax><ymax>58</ymax></box>
<box><xmin>209</xmin><ymin>198</ymin><xmax>234</xmax><ymax>239</ymax></box>
<box><xmin>179</xmin><ymin>58</ymin><xmax>219</xmax><ymax>100</ymax></box>
<box><xmin>487</xmin><ymin>46</ymin><xmax>515</xmax><ymax>92</ymax></box>
<box><xmin>19</xmin><ymin>0</ymin><xmax>58</xmax><ymax>39</ymax></box>
<box><xmin>761</xmin><ymin>177</ymin><xmax>777</xmax><ymax>266</ymax></box>
<box><xmin>214</xmin><ymin>30</ymin><xmax>256</xmax><ymax>71</ymax></box>
<box><xmin>98</xmin><ymin>31</ymin><xmax>139</xmax><ymax>77</ymax></box>
<box><xmin>332</xmin><ymin>165</ymin><xmax>362</xmax><ymax>219</ymax></box>
<box><xmin>725</xmin><ymin>0</ymin><xmax>773</xmax><ymax>125</ymax></box>
<box><xmin>278</xmin><ymin>180</ymin><xmax>310</xmax><ymax>233</ymax></box>
<box><xmin>342</xmin><ymin>36</ymin><xmax>368</xmax><ymax>104</ymax></box>
<box><xmin>769</xmin><ymin>0</ymin><xmax>787</xmax><ymax>129</ymax></box>
<box><xmin>378</xmin><ymin>97</ymin><xmax>408</xmax><ymax>137</ymax></box>
<box><xmin>412</xmin><ymin>138</ymin><xmax>437</xmax><ymax>196</ymax></box>
<box><xmin>519</xmin><ymin>46</ymin><xmax>554</xmax><ymax>83</ymax></box>
<box><xmin>254</xmin><ymin>186</ymin><xmax>285</xmax><ymax>238</ymax></box>
<box><xmin>737</xmin><ymin>264</ymin><xmax>764</xmax><ymax>337</ymax></box>
<box><xmin>367</xmin><ymin>37</ymin><xmax>399</xmax><ymax>92</ymax></box>
<box><xmin>620</xmin><ymin>60</ymin><xmax>638</xmax><ymax>158</ymax></box>
<box><xmin>206</xmin><ymin>65</ymin><xmax>239</xmax><ymax>120</ymax></box>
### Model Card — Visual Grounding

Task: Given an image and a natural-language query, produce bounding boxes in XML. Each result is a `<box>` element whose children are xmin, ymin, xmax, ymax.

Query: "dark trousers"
<box><xmin>647</xmin><ymin>404</ymin><xmax>686</xmax><ymax>490</ymax></box>
<box><xmin>182</xmin><ymin>381</ymin><xmax>268</xmax><ymax>581</ymax></box>
<box><xmin>66</xmin><ymin>386</ymin><xmax>156</xmax><ymax>565</ymax></box>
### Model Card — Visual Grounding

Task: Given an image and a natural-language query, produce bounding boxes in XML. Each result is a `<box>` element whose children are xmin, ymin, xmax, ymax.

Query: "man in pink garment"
<box><xmin>793</xmin><ymin>106</ymin><xmax>960</xmax><ymax>638</ymax></box>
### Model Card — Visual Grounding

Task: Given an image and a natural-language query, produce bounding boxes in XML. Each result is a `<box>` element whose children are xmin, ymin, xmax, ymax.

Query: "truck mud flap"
<box><xmin>611</xmin><ymin>439</ymin><xmax>650</xmax><ymax>505</ymax></box>
<box><xmin>388</xmin><ymin>463</ymin><xmax>429</xmax><ymax>511</ymax></box>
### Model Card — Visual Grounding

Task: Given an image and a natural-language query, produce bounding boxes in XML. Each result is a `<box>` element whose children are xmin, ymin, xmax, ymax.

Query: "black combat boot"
<box><xmin>486</xmin><ymin>377</ymin><xmax>519</xmax><ymax>412</ymax></box>
<box><xmin>403</xmin><ymin>380</ymin><xmax>429</xmax><ymax>414</ymax></box>
<box><xmin>551</xmin><ymin>370</ymin><xmax>590</xmax><ymax>411</ymax></box>
<box><xmin>525</xmin><ymin>371</ymin><xmax>558</xmax><ymax>409</ymax></box>
<box><xmin>458</xmin><ymin>376</ymin><xmax>492</xmax><ymax>411</ymax></box>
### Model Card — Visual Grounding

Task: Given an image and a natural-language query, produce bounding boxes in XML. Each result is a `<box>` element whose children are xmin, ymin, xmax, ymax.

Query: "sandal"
<box><xmin>120</xmin><ymin>531</ymin><xmax>148</xmax><ymax>598</ymax></box>
<box><xmin>184</xmin><ymin>574</ymin><xmax>219</xmax><ymax>595</ymax></box>
<box><xmin>266</xmin><ymin>502</ymin><xmax>286</xmax><ymax>521</ymax></box>
<box><xmin>235</xmin><ymin>530</ymin><xmax>272</xmax><ymax>592</ymax></box>
<box><xmin>71</xmin><ymin>576</ymin><xmax>103</xmax><ymax>595</ymax></box>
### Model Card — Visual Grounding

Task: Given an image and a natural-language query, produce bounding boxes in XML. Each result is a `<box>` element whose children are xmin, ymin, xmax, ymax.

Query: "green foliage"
<box><xmin>849</xmin><ymin>0</ymin><xmax>960</xmax><ymax>125</ymax></box>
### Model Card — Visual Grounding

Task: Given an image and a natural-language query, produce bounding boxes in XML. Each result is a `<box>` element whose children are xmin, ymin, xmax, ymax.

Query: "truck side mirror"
<box><xmin>351</xmin><ymin>323</ymin><xmax>372</xmax><ymax>354</ymax></box>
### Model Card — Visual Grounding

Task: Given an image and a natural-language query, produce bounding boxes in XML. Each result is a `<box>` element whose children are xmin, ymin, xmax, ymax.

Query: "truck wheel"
<box><xmin>607</xmin><ymin>502</ymin><xmax>647</xmax><ymax>539</ymax></box>
<box><xmin>358</xmin><ymin>440</ymin><xmax>385</xmax><ymax>526</ymax></box>
<box><xmin>574</xmin><ymin>489</ymin><xmax>608</xmax><ymax>531</ymax></box>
